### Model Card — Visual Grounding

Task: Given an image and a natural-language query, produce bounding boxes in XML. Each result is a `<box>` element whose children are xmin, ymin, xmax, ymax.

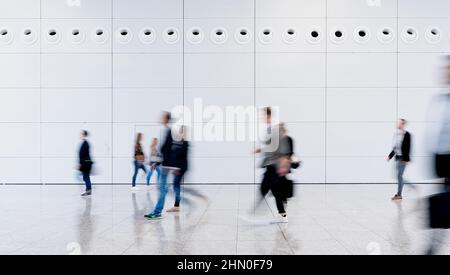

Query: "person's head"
<box><xmin>151</xmin><ymin>137</ymin><xmax>158</xmax><ymax>147</ymax></box>
<box><xmin>398</xmin><ymin>119</ymin><xmax>407</xmax><ymax>130</ymax></box>
<box><xmin>80</xmin><ymin>130</ymin><xmax>88</xmax><ymax>139</ymax></box>
<box><xmin>263</xmin><ymin>107</ymin><xmax>272</xmax><ymax>124</ymax></box>
<box><xmin>136</xmin><ymin>132</ymin><xmax>143</xmax><ymax>143</ymax></box>
<box><xmin>160</xmin><ymin>111</ymin><xmax>171</xmax><ymax>125</ymax></box>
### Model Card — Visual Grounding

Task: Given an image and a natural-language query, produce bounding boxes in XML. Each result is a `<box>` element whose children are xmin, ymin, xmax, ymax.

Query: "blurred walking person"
<box><xmin>167</xmin><ymin>125</ymin><xmax>189</xmax><ymax>213</ymax></box>
<box><xmin>146</xmin><ymin>138</ymin><xmax>161</xmax><ymax>188</ymax></box>
<box><xmin>255</xmin><ymin>107</ymin><xmax>296</xmax><ymax>223</ymax></box>
<box><xmin>145</xmin><ymin>111</ymin><xmax>174</xmax><ymax>220</ymax></box>
<box><xmin>427</xmin><ymin>56</ymin><xmax>450</xmax><ymax>255</ymax></box>
<box><xmin>79</xmin><ymin>130</ymin><xmax>93</xmax><ymax>197</ymax></box>
<box><xmin>131</xmin><ymin>133</ymin><xmax>147</xmax><ymax>191</ymax></box>
<box><xmin>387</xmin><ymin>119</ymin><xmax>412</xmax><ymax>201</ymax></box>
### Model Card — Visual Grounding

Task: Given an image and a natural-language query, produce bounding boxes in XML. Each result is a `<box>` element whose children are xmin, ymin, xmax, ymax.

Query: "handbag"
<box><xmin>429</xmin><ymin>192</ymin><xmax>450</xmax><ymax>229</ymax></box>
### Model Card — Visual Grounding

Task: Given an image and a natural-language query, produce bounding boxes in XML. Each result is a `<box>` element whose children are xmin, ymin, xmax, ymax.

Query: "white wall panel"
<box><xmin>327</xmin><ymin>0</ymin><xmax>398</xmax><ymax>18</ymax></box>
<box><xmin>42</xmin><ymin>0</ymin><xmax>112</xmax><ymax>19</ymax></box>
<box><xmin>185</xmin><ymin>0</ymin><xmax>254</xmax><ymax>18</ymax></box>
<box><xmin>285</xmin><ymin>123</ymin><xmax>326</xmax><ymax>157</ymax></box>
<box><xmin>256</xmin><ymin>53</ymin><xmax>326</xmax><ymax>87</ymax></box>
<box><xmin>184</xmin><ymin>19</ymin><xmax>254</xmax><ymax>53</ymax></box>
<box><xmin>398</xmin><ymin>53</ymin><xmax>447</xmax><ymax>88</ymax></box>
<box><xmin>185</xmin><ymin>88</ymin><xmax>254</xmax><ymax>123</ymax></box>
<box><xmin>113</xmin><ymin>0</ymin><xmax>183</xmax><ymax>19</ymax></box>
<box><xmin>0</xmin><ymin>158</ymin><xmax>40</xmax><ymax>184</ymax></box>
<box><xmin>42</xmin><ymin>157</ymin><xmax>112</xmax><ymax>184</ymax></box>
<box><xmin>114</xmin><ymin>54</ymin><xmax>183</xmax><ymax>87</ymax></box>
<box><xmin>399</xmin><ymin>0</ymin><xmax>450</xmax><ymax>18</ymax></box>
<box><xmin>0</xmin><ymin>124</ymin><xmax>40</xmax><ymax>157</ymax></box>
<box><xmin>327</xmin><ymin>19</ymin><xmax>397</xmax><ymax>53</ymax></box>
<box><xmin>327</xmin><ymin>123</ymin><xmax>394</xmax><ymax>157</ymax></box>
<box><xmin>41</xmin><ymin>89</ymin><xmax>112</xmax><ymax>123</ymax></box>
<box><xmin>256</xmin><ymin>0</ymin><xmax>326</xmax><ymax>18</ymax></box>
<box><xmin>398</xmin><ymin>88</ymin><xmax>443</xmax><ymax>122</ymax></box>
<box><xmin>327</xmin><ymin>157</ymin><xmax>393</xmax><ymax>183</ymax></box>
<box><xmin>0</xmin><ymin>54</ymin><xmax>40</xmax><ymax>88</ymax></box>
<box><xmin>256</xmin><ymin>19</ymin><xmax>326</xmax><ymax>53</ymax></box>
<box><xmin>185</xmin><ymin>53</ymin><xmax>254</xmax><ymax>87</ymax></box>
<box><xmin>41</xmin><ymin>123</ymin><xmax>111</xmax><ymax>158</ymax></box>
<box><xmin>41</xmin><ymin>19</ymin><xmax>111</xmax><ymax>53</ymax></box>
<box><xmin>328</xmin><ymin>53</ymin><xmax>397</xmax><ymax>87</ymax></box>
<box><xmin>113</xmin><ymin>88</ymin><xmax>183</xmax><ymax>123</ymax></box>
<box><xmin>327</xmin><ymin>88</ymin><xmax>396</xmax><ymax>122</ymax></box>
<box><xmin>0</xmin><ymin>89</ymin><xmax>40</xmax><ymax>123</ymax></box>
<box><xmin>113</xmin><ymin>19</ymin><xmax>182</xmax><ymax>53</ymax></box>
<box><xmin>0</xmin><ymin>0</ymin><xmax>40</xmax><ymax>18</ymax></box>
<box><xmin>42</xmin><ymin>54</ymin><xmax>111</xmax><ymax>87</ymax></box>
<box><xmin>398</xmin><ymin>19</ymin><xmax>450</xmax><ymax>53</ymax></box>
<box><xmin>185</xmin><ymin>158</ymin><xmax>254</xmax><ymax>183</ymax></box>
<box><xmin>0</xmin><ymin>20</ymin><xmax>40</xmax><ymax>53</ymax></box>
<box><xmin>256</xmin><ymin>88</ymin><xmax>325</xmax><ymax>122</ymax></box>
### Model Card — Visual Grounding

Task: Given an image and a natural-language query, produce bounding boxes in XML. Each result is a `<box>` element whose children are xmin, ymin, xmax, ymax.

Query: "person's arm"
<box><xmin>387</xmin><ymin>150</ymin><xmax>396</xmax><ymax>161</ymax></box>
<box><xmin>403</xmin><ymin>133</ymin><xmax>411</xmax><ymax>162</ymax></box>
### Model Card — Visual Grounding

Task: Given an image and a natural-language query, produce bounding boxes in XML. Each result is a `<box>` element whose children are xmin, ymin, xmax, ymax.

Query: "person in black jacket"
<box><xmin>387</xmin><ymin>119</ymin><xmax>412</xmax><ymax>200</ymax></box>
<box><xmin>79</xmin><ymin>130</ymin><xmax>93</xmax><ymax>197</ymax></box>
<box><xmin>167</xmin><ymin>125</ymin><xmax>189</xmax><ymax>213</ymax></box>
<box><xmin>145</xmin><ymin>112</ymin><xmax>173</xmax><ymax>219</ymax></box>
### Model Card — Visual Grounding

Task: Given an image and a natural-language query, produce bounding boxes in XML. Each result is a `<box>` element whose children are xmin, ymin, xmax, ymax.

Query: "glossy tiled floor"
<box><xmin>0</xmin><ymin>184</ymin><xmax>448</xmax><ymax>255</ymax></box>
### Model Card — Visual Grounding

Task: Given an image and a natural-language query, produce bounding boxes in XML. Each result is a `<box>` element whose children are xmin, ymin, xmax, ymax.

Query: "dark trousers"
<box><xmin>174</xmin><ymin>174</ymin><xmax>184</xmax><ymax>207</ymax></box>
<box><xmin>82</xmin><ymin>172</ymin><xmax>91</xmax><ymax>192</ymax></box>
<box><xmin>261</xmin><ymin>165</ymin><xmax>286</xmax><ymax>214</ymax></box>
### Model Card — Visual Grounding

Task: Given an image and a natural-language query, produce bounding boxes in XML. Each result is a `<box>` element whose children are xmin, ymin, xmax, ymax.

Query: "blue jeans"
<box><xmin>132</xmin><ymin>160</ymin><xmax>147</xmax><ymax>187</ymax></box>
<box><xmin>396</xmin><ymin>161</ymin><xmax>407</xmax><ymax>196</ymax></box>
<box><xmin>146</xmin><ymin>162</ymin><xmax>160</xmax><ymax>185</ymax></box>
<box><xmin>151</xmin><ymin>169</ymin><xmax>169</xmax><ymax>215</ymax></box>
<box><xmin>82</xmin><ymin>172</ymin><xmax>91</xmax><ymax>192</ymax></box>
<box><xmin>173</xmin><ymin>174</ymin><xmax>184</xmax><ymax>207</ymax></box>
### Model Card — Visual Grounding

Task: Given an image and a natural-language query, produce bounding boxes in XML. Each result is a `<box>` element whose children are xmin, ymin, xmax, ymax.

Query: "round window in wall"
<box><xmin>187</xmin><ymin>27</ymin><xmax>203</xmax><ymax>44</ymax></box>
<box><xmin>46</xmin><ymin>28</ymin><xmax>61</xmax><ymax>44</ymax></box>
<box><xmin>70</xmin><ymin>28</ymin><xmax>85</xmax><ymax>44</ymax></box>
<box><xmin>330</xmin><ymin>28</ymin><xmax>346</xmax><ymax>44</ymax></box>
<box><xmin>354</xmin><ymin>27</ymin><xmax>370</xmax><ymax>44</ymax></box>
<box><xmin>425</xmin><ymin>27</ymin><xmax>441</xmax><ymax>44</ymax></box>
<box><xmin>163</xmin><ymin>27</ymin><xmax>180</xmax><ymax>44</ymax></box>
<box><xmin>211</xmin><ymin>28</ymin><xmax>227</xmax><ymax>44</ymax></box>
<box><xmin>235</xmin><ymin>28</ymin><xmax>251</xmax><ymax>44</ymax></box>
<box><xmin>116</xmin><ymin>28</ymin><xmax>133</xmax><ymax>44</ymax></box>
<box><xmin>139</xmin><ymin>27</ymin><xmax>156</xmax><ymax>44</ymax></box>
<box><xmin>92</xmin><ymin>28</ymin><xmax>109</xmax><ymax>44</ymax></box>
<box><xmin>282</xmin><ymin>28</ymin><xmax>298</xmax><ymax>44</ymax></box>
<box><xmin>401</xmin><ymin>27</ymin><xmax>418</xmax><ymax>43</ymax></box>
<box><xmin>377</xmin><ymin>27</ymin><xmax>394</xmax><ymax>44</ymax></box>
<box><xmin>307</xmin><ymin>29</ymin><xmax>321</xmax><ymax>44</ymax></box>
<box><xmin>0</xmin><ymin>28</ymin><xmax>13</xmax><ymax>45</ymax></box>
<box><xmin>21</xmin><ymin>28</ymin><xmax>38</xmax><ymax>45</ymax></box>
<box><xmin>258</xmin><ymin>28</ymin><xmax>273</xmax><ymax>44</ymax></box>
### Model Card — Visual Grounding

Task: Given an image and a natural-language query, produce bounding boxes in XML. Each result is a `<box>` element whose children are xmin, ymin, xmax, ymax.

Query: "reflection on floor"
<box><xmin>0</xmin><ymin>184</ymin><xmax>448</xmax><ymax>255</ymax></box>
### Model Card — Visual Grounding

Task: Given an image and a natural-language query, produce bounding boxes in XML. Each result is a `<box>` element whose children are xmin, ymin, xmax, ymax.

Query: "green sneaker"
<box><xmin>144</xmin><ymin>213</ymin><xmax>162</xmax><ymax>220</ymax></box>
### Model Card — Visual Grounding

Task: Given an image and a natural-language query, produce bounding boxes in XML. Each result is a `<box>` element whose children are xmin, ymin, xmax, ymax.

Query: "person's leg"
<box><xmin>83</xmin><ymin>172</ymin><xmax>92</xmax><ymax>192</ymax></box>
<box><xmin>155</xmin><ymin>166</ymin><xmax>160</xmax><ymax>184</ymax></box>
<box><xmin>152</xmin><ymin>170</ymin><xmax>169</xmax><ymax>215</ymax></box>
<box><xmin>396</xmin><ymin>161</ymin><xmax>406</xmax><ymax>196</ymax></box>
<box><xmin>146</xmin><ymin>162</ymin><xmax>154</xmax><ymax>185</ymax></box>
<box><xmin>132</xmin><ymin>160</ymin><xmax>139</xmax><ymax>187</ymax></box>
<box><xmin>274</xmin><ymin>195</ymin><xmax>286</xmax><ymax>215</ymax></box>
<box><xmin>173</xmin><ymin>174</ymin><xmax>182</xmax><ymax>207</ymax></box>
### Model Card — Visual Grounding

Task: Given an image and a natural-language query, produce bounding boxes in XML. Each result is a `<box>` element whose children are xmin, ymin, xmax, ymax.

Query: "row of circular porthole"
<box><xmin>0</xmin><ymin>26</ymin><xmax>448</xmax><ymax>46</ymax></box>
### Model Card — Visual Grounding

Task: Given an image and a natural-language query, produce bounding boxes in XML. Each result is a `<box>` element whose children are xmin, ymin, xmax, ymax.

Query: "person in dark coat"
<box><xmin>79</xmin><ymin>130</ymin><xmax>93</xmax><ymax>197</ymax></box>
<box><xmin>167</xmin><ymin>125</ymin><xmax>189</xmax><ymax>213</ymax></box>
<box><xmin>387</xmin><ymin>119</ymin><xmax>412</xmax><ymax>200</ymax></box>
